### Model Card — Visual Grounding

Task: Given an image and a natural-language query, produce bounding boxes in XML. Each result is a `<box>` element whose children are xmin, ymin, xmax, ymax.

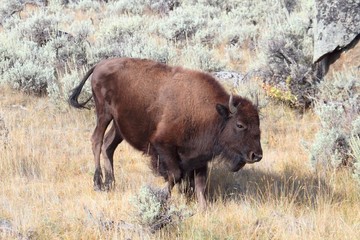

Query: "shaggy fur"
<box><xmin>69</xmin><ymin>57</ymin><xmax>263</xmax><ymax>208</ymax></box>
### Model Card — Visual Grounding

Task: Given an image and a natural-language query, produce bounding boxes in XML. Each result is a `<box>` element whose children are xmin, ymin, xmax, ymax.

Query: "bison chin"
<box><xmin>220</xmin><ymin>147</ymin><xmax>247</xmax><ymax>172</ymax></box>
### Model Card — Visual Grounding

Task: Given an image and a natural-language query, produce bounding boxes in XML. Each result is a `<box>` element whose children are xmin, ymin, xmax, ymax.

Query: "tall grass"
<box><xmin>0</xmin><ymin>86</ymin><xmax>359</xmax><ymax>239</ymax></box>
<box><xmin>0</xmin><ymin>1</ymin><xmax>359</xmax><ymax>239</ymax></box>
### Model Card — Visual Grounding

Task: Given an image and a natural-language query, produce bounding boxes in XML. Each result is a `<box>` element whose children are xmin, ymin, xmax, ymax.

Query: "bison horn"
<box><xmin>229</xmin><ymin>94</ymin><xmax>238</xmax><ymax>114</ymax></box>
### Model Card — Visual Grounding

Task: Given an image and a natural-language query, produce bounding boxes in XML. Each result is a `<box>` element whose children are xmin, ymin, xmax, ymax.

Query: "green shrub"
<box><xmin>155</xmin><ymin>4</ymin><xmax>215</xmax><ymax>42</ymax></box>
<box><xmin>0</xmin><ymin>8</ymin><xmax>92</xmax><ymax>99</ymax></box>
<box><xmin>0</xmin><ymin>10</ymin><xmax>60</xmax><ymax>95</ymax></box>
<box><xmin>350</xmin><ymin>135</ymin><xmax>360</xmax><ymax>185</ymax></box>
<box><xmin>182</xmin><ymin>0</ymin><xmax>240</xmax><ymax>12</ymax></box>
<box><xmin>130</xmin><ymin>185</ymin><xmax>192</xmax><ymax>232</ymax></box>
<box><xmin>0</xmin><ymin>37</ymin><xmax>55</xmax><ymax>95</ymax></box>
<box><xmin>0</xmin><ymin>0</ymin><xmax>23</xmax><ymax>24</ymax></box>
<box><xmin>90</xmin><ymin>15</ymin><xmax>146</xmax><ymax>61</ymax></box>
<box><xmin>179</xmin><ymin>44</ymin><xmax>225</xmax><ymax>71</ymax></box>
<box><xmin>310</xmin><ymin>70</ymin><xmax>360</xmax><ymax>170</ymax></box>
<box><xmin>256</xmin><ymin>0</ymin><xmax>316</xmax><ymax>109</ymax></box>
<box><xmin>105</xmin><ymin>0</ymin><xmax>180</xmax><ymax>15</ymax></box>
<box><xmin>122</xmin><ymin>33</ymin><xmax>177</xmax><ymax>63</ymax></box>
<box><xmin>69</xmin><ymin>0</ymin><xmax>101</xmax><ymax>12</ymax></box>
<box><xmin>91</xmin><ymin>14</ymin><xmax>177</xmax><ymax>64</ymax></box>
<box><xmin>0</xmin><ymin>0</ymin><xmax>324</xmax><ymax>110</ymax></box>
<box><xmin>146</xmin><ymin>0</ymin><xmax>180</xmax><ymax>15</ymax></box>
<box><xmin>0</xmin><ymin>113</ymin><xmax>9</xmax><ymax>149</ymax></box>
<box><xmin>105</xmin><ymin>0</ymin><xmax>147</xmax><ymax>15</ymax></box>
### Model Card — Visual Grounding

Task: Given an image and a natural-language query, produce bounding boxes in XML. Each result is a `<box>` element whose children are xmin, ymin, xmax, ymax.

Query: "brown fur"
<box><xmin>69</xmin><ymin>57</ymin><xmax>263</xmax><ymax>208</ymax></box>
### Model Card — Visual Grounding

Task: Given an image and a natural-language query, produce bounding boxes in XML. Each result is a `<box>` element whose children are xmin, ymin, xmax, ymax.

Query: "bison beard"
<box><xmin>68</xmin><ymin>57</ymin><xmax>262</xmax><ymax>210</ymax></box>
<box><xmin>218</xmin><ymin>146</ymin><xmax>247</xmax><ymax>172</ymax></box>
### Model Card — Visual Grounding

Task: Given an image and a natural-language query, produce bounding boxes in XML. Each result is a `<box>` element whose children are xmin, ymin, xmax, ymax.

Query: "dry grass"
<box><xmin>0</xmin><ymin>86</ymin><xmax>359</xmax><ymax>240</ymax></box>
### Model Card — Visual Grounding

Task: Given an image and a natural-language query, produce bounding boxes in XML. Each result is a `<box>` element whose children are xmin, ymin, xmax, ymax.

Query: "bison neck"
<box><xmin>177</xmin><ymin>125</ymin><xmax>222</xmax><ymax>172</ymax></box>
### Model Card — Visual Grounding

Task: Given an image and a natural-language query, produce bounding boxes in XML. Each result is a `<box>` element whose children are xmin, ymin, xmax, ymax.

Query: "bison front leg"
<box><xmin>195</xmin><ymin>166</ymin><xmax>208</xmax><ymax>210</ymax></box>
<box><xmin>179</xmin><ymin>172</ymin><xmax>195</xmax><ymax>199</ymax></box>
<box><xmin>152</xmin><ymin>142</ymin><xmax>183</xmax><ymax>196</ymax></box>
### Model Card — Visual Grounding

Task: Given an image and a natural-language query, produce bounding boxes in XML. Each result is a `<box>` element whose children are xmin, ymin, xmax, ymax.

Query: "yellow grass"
<box><xmin>0</xmin><ymin>86</ymin><xmax>359</xmax><ymax>239</ymax></box>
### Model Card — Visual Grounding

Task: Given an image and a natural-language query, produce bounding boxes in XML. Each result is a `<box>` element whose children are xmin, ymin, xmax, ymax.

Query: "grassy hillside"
<box><xmin>1</xmin><ymin>86</ymin><xmax>359</xmax><ymax>239</ymax></box>
<box><xmin>0</xmin><ymin>0</ymin><xmax>359</xmax><ymax>239</ymax></box>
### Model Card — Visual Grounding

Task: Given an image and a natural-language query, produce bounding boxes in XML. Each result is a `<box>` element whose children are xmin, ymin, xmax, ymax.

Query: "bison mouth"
<box><xmin>229</xmin><ymin>159</ymin><xmax>246</xmax><ymax>172</ymax></box>
<box><xmin>220</xmin><ymin>147</ymin><xmax>248</xmax><ymax>172</ymax></box>
<box><xmin>228</xmin><ymin>154</ymin><xmax>247</xmax><ymax>172</ymax></box>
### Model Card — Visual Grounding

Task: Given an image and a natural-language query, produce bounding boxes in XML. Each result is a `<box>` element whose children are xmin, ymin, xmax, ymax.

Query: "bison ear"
<box><xmin>216</xmin><ymin>104</ymin><xmax>230</xmax><ymax>120</ymax></box>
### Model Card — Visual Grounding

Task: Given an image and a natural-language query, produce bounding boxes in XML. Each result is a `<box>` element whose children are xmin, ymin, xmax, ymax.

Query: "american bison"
<box><xmin>69</xmin><ymin>57</ymin><xmax>262</xmax><ymax>209</ymax></box>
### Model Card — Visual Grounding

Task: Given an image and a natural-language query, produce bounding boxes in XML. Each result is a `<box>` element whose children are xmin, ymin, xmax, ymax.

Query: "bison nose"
<box><xmin>250</xmin><ymin>152</ymin><xmax>262</xmax><ymax>162</ymax></box>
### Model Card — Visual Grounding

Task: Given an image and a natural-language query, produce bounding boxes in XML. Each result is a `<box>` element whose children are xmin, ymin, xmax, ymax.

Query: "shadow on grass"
<box><xmin>206</xmin><ymin>165</ymin><xmax>346</xmax><ymax>208</ymax></box>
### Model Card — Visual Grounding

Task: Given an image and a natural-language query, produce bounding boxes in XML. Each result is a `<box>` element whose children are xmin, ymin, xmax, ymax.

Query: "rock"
<box><xmin>327</xmin><ymin>36</ymin><xmax>360</xmax><ymax>74</ymax></box>
<box><xmin>313</xmin><ymin>0</ymin><xmax>360</xmax><ymax>63</ymax></box>
<box><xmin>212</xmin><ymin>71</ymin><xmax>245</xmax><ymax>88</ymax></box>
<box><xmin>313</xmin><ymin>0</ymin><xmax>360</xmax><ymax>77</ymax></box>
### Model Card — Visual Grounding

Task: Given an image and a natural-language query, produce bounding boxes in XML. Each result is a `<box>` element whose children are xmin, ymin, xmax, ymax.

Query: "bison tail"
<box><xmin>68</xmin><ymin>66</ymin><xmax>96</xmax><ymax>109</ymax></box>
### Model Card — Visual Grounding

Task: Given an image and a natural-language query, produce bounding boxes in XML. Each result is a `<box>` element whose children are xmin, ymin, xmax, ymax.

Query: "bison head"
<box><xmin>216</xmin><ymin>94</ymin><xmax>263</xmax><ymax>172</ymax></box>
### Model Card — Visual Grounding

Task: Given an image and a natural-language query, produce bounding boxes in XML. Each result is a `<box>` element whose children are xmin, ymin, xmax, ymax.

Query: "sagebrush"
<box><xmin>310</xmin><ymin>70</ymin><xmax>360</xmax><ymax>175</ymax></box>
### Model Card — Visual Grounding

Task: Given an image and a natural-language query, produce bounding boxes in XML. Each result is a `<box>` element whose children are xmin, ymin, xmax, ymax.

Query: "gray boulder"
<box><xmin>212</xmin><ymin>71</ymin><xmax>245</xmax><ymax>88</ymax></box>
<box><xmin>313</xmin><ymin>0</ymin><xmax>360</xmax><ymax>63</ymax></box>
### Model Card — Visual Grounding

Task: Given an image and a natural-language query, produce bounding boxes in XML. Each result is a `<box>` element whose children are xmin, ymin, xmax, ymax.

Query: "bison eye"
<box><xmin>236</xmin><ymin>122</ymin><xmax>246</xmax><ymax>130</ymax></box>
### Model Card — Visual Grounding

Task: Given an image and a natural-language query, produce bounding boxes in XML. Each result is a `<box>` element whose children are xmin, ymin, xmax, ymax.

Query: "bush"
<box><xmin>0</xmin><ymin>37</ymin><xmax>55</xmax><ymax>95</ymax></box>
<box><xmin>0</xmin><ymin>9</ymin><xmax>92</xmax><ymax>98</ymax></box>
<box><xmin>105</xmin><ymin>0</ymin><xmax>180</xmax><ymax>15</ymax></box>
<box><xmin>0</xmin><ymin>113</ymin><xmax>9</xmax><ymax>149</ymax></box>
<box><xmin>122</xmin><ymin>33</ymin><xmax>177</xmax><ymax>63</ymax></box>
<box><xmin>179</xmin><ymin>44</ymin><xmax>225</xmax><ymax>71</ymax></box>
<box><xmin>69</xmin><ymin>0</ymin><xmax>101</xmax><ymax>12</ymax></box>
<box><xmin>350</xmin><ymin>135</ymin><xmax>360</xmax><ymax>185</ymax></box>
<box><xmin>0</xmin><ymin>0</ymin><xmax>23</xmax><ymax>24</ymax></box>
<box><xmin>104</xmin><ymin>0</ymin><xmax>147</xmax><ymax>15</ymax></box>
<box><xmin>310</xmin><ymin>70</ymin><xmax>360</xmax><ymax>170</ymax></box>
<box><xmin>155</xmin><ymin>4</ymin><xmax>215</xmax><ymax>43</ymax></box>
<box><xmin>146</xmin><ymin>0</ymin><xmax>180</xmax><ymax>15</ymax></box>
<box><xmin>0</xmin><ymin>0</ymin><xmax>321</xmax><ymax>109</ymax></box>
<box><xmin>91</xmin><ymin>14</ymin><xmax>177</xmax><ymax>64</ymax></box>
<box><xmin>130</xmin><ymin>185</ymin><xmax>192</xmax><ymax>232</ymax></box>
<box><xmin>256</xmin><ymin>0</ymin><xmax>317</xmax><ymax>109</ymax></box>
<box><xmin>90</xmin><ymin>15</ymin><xmax>145</xmax><ymax>61</ymax></box>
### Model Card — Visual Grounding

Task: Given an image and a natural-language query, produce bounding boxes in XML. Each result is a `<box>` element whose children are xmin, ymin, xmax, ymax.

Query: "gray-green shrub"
<box><xmin>255</xmin><ymin>0</ymin><xmax>316</xmax><ymax>109</ymax></box>
<box><xmin>90</xmin><ymin>15</ymin><xmax>145</xmax><ymax>62</ymax></box>
<box><xmin>0</xmin><ymin>0</ymin><xmax>324</xmax><ymax>110</ymax></box>
<box><xmin>155</xmin><ymin>4</ymin><xmax>216</xmax><ymax>43</ymax></box>
<box><xmin>350</xmin><ymin>135</ymin><xmax>360</xmax><ymax>185</ymax></box>
<box><xmin>0</xmin><ymin>9</ymin><xmax>92</xmax><ymax>98</ymax></box>
<box><xmin>178</xmin><ymin>44</ymin><xmax>225</xmax><ymax>71</ymax></box>
<box><xmin>69</xmin><ymin>0</ymin><xmax>101</xmax><ymax>12</ymax></box>
<box><xmin>0</xmin><ymin>0</ymin><xmax>23</xmax><ymax>24</ymax></box>
<box><xmin>130</xmin><ymin>185</ymin><xmax>192</xmax><ymax>232</ymax></box>
<box><xmin>310</xmin><ymin>70</ymin><xmax>360</xmax><ymax>170</ymax></box>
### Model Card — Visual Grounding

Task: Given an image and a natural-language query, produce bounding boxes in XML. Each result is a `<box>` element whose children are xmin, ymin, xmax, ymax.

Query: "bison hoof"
<box><xmin>93</xmin><ymin>177</ymin><xmax>103</xmax><ymax>191</ymax></box>
<box><xmin>94</xmin><ymin>183</ymin><xmax>103</xmax><ymax>191</ymax></box>
<box><xmin>104</xmin><ymin>181</ymin><xmax>115</xmax><ymax>191</ymax></box>
<box><xmin>103</xmin><ymin>172</ymin><xmax>115</xmax><ymax>191</ymax></box>
<box><xmin>93</xmin><ymin>168</ymin><xmax>103</xmax><ymax>191</ymax></box>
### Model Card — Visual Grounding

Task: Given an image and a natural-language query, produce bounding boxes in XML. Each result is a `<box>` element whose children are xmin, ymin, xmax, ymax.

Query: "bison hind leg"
<box><xmin>102</xmin><ymin>123</ymin><xmax>123</xmax><ymax>191</ymax></box>
<box><xmin>93</xmin><ymin>168</ymin><xmax>103</xmax><ymax>191</ymax></box>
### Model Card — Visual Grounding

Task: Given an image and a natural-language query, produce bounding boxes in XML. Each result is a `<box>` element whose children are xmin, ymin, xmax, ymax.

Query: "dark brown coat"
<box><xmin>69</xmin><ymin>57</ymin><xmax>262</xmax><ymax>208</ymax></box>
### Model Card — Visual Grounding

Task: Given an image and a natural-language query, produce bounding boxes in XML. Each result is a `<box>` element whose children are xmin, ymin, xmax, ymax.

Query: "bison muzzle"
<box><xmin>69</xmin><ymin>57</ymin><xmax>262</xmax><ymax>209</ymax></box>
